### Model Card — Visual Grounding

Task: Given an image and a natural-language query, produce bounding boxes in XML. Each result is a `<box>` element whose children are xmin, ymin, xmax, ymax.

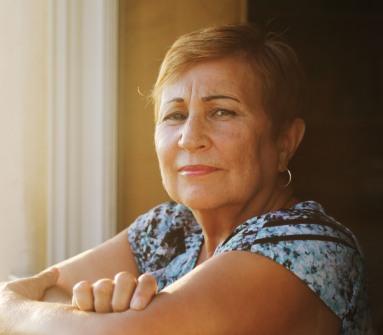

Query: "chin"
<box><xmin>181</xmin><ymin>200</ymin><xmax>216</xmax><ymax>211</ymax></box>
<box><xmin>174</xmin><ymin>192</ymin><xmax>229</xmax><ymax>211</ymax></box>
<box><xmin>167</xmin><ymin>183</ymin><xmax>239</xmax><ymax>211</ymax></box>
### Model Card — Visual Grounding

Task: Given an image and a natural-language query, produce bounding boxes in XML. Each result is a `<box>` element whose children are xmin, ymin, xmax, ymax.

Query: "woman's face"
<box><xmin>155</xmin><ymin>57</ymin><xmax>283</xmax><ymax>211</ymax></box>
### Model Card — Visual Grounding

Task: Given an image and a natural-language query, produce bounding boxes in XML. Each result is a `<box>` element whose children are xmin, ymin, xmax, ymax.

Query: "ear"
<box><xmin>277</xmin><ymin>118</ymin><xmax>306</xmax><ymax>172</ymax></box>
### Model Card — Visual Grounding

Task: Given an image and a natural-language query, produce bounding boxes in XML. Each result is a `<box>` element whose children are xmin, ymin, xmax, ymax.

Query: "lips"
<box><xmin>178</xmin><ymin>165</ymin><xmax>220</xmax><ymax>176</ymax></box>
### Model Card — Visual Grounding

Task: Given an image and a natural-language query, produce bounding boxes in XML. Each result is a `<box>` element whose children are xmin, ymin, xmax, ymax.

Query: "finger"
<box><xmin>33</xmin><ymin>267</ymin><xmax>60</xmax><ymax>292</ymax></box>
<box><xmin>93</xmin><ymin>278</ymin><xmax>114</xmax><ymax>313</ymax></box>
<box><xmin>130</xmin><ymin>273</ymin><xmax>158</xmax><ymax>310</ymax></box>
<box><xmin>34</xmin><ymin>267</ymin><xmax>60</xmax><ymax>284</ymax></box>
<box><xmin>111</xmin><ymin>272</ymin><xmax>137</xmax><ymax>312</ymax></box>
<box><xmin>72</xmin><ymin>281</ymin><xmax>94</xmax><ymax>311</ymax></box>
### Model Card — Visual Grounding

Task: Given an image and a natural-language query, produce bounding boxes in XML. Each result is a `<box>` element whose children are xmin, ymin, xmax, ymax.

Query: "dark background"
<box><xmin>248</xmin><ymin>0</ymin><xmax>383</xmax><ymax>332</ymax></box>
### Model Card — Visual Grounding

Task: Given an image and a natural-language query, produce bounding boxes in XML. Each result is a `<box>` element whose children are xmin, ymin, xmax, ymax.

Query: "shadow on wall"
<box><xmin>248</xmin><ymin>0</ymin><xmax>383</xmax><ymax>332</ymax></box>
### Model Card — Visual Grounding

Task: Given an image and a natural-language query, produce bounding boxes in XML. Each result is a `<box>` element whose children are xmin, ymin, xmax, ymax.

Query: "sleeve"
<box><xmin>127</xmin><ymin>202</ymin><xmax>177</xmax><ymax>274</ymax></box>
<box><xmin>127</xmin><ymin>201</ymin><xmax>192</xmax><ymax>279</ymax></box>
<box><xmin>214</xmin><ymin>213</ymin><xmax>366</xmax><ymax>321</ymax></box>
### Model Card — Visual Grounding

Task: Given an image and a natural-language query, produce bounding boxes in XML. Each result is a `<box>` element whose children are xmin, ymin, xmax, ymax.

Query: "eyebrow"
<box><xmin>165</xmin><ymin>95</ymin><xmax>241</xmax><ymax>104</ymax></box>
<box><xmin>165</xmin><ymin>97</ymin><xmax>184</xmax><ymax>104</ymax></box>
<box><xmin>201</xmin><ymin>95</ymin><xmax>240</xmax><ymax>103</ymax></box>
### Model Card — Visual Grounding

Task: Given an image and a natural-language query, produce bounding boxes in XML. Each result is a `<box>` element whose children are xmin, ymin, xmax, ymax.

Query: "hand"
<box><xmin>0</xmin><ymin>268</ymin><xmax>60</xmax><ymax>335</ymax></box>
<box><xmin>0</xmin><ymin>267</ymin><xmax>59</xmax><ymax>301</ymax></box>
<box><xmin>72</xmin><ymin>272</ymin><xmax>158</xmax><ymax>313</ymax></box>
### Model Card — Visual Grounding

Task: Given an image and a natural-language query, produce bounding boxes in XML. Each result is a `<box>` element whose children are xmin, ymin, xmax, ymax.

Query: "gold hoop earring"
<box><xmin>283</xmin><ymin>168</ymin><xmax>292</xmax><ymax>187</ymax></box>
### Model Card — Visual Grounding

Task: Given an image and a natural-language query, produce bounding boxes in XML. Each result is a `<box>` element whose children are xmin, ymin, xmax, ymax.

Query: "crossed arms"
<box><xmin>0</xmin><ymin>228</ymin><xmax>341</xmax><ymax>335</ymax></box>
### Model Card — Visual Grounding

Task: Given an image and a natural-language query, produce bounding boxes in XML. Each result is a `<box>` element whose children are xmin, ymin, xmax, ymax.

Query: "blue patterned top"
<box><xmin>128</xmin><ymin>201</ymin><xmax>374</xmax><ymax>334</ymax></box>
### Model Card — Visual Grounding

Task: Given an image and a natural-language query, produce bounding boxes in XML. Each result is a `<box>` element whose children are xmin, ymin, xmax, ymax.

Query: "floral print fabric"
<box><xmin>128</xmin><ymin>201</ymin><xmax>374</xmax><ymax>334</ymax></box>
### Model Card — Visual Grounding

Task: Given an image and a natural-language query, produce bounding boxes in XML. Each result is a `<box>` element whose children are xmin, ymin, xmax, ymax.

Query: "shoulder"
<box><xmin>127</xmin><ymin>202</ymin><xmax>200</xmax><ymax>274</ymax></box>
<box><xmin>216</xmin><ymin>201</ymin><xmax>368</xmax><ymax>328</ymax></box>
<box><xmin>217</xmin><ymin>201</ymin><xmax>359</xmax><ymax>254</ymax></box>
<box><xmin>128</xmin><ymin>201</ymin><xmax>196</xmax><ymax>239</ymax></box>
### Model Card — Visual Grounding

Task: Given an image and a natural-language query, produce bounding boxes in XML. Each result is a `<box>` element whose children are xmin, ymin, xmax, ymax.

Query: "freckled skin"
<box><xmin>155</xmin><ymin>56</ymin><xmax>283</xmax><ymax>224</ymax></box>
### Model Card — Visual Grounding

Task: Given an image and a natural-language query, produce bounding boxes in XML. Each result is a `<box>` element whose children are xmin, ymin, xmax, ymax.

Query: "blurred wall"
<box><xmin>0</xmin><ymin>0</ymin><xmax>247</xmax><ymax>279</ymax></box>
<box><xmin>248</xmin><ymin>2</ymin><xmax>383</xmax><ymax>330</ymax></box>
<box><xmin>0</xmin><ymin>0</ymin><xmax>47</xmax><ymax>279</ymax></box>
<box><xmin>117</xmin><ymin>0</ymin><xmax>247</xmax><ymax>231</ymax></box>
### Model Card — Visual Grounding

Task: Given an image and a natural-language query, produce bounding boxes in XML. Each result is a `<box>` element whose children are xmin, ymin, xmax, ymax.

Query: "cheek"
<box><xmin>221</xmin><ymin>128</ymin><xmax>259</xmax><ymax>163</ymax></box>
<box><xmin>154</xmin><ymin>130</ymin><xmax>175</xmax><ymax>176</ymax></box>
<box><xmin>154</xmin><ymin>132</ymin><xmax>166</xmax><ymax>169</ymax></box>
<box><xmin>225</xmin><ymin>129</ymin><xmax>276</xmax><ymax>176</ymax></box>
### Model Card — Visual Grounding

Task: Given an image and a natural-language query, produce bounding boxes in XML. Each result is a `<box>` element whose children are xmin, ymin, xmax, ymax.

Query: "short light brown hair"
<box><xmin>151</xmin><ymin>23</ymin><xmax>306</xmax><ymax>136</ymax></box>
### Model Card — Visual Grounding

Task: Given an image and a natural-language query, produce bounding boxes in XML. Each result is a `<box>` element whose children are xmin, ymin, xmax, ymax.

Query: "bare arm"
<box><xmin>6</xmin><ymin>251</ymin><xmax>341</xmax><ymax>335</ymax></box>
<box><xmin>103</xmin><ymin>251</ymin><xmax>341</xmax><ymax>335</ymax></box>
<box><xmin>43</xmin><ymin>228</ymin><xmax>139</xmax><ymax>302</ymax></box>
<box><xmin>0</xmin><ymin>228</ymin><xmax>152</xmax><ymax>335</ymax></box>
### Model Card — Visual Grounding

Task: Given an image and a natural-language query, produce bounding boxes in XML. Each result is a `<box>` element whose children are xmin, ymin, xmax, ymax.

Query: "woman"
<box><xmin>0</xmin><ymin>23</ymin><xmax>374</xmax><ymax>334</ymax></box>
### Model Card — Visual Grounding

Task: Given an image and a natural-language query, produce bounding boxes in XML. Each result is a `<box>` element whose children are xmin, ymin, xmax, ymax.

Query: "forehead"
<box><xmin>160</xmin><ymin>57</ymin><xmax>261</xmax><ymax>106</ymax></box>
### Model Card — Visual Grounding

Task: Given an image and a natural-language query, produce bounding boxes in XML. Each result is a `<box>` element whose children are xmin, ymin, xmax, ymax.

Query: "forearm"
<box><xmin>0</xmin><ymin>289</ymin><xmax>133</xmax><ymax>335</ymax></box>
<box><xmin>0</xmin><ymin>295</ymin><xmax>108</xmax><ymax>335</ymax></box>
<box><xmin>0</xmin><ymin>292</ymin><xmax>74</xmax><ymax>335</ymax></box>
<box><xmin>48</xmin><ymin>229</ymin><xmax>140</xmax><ymax>295</ymax></box>
<box><xmin>0</xmin><ymin>271</ymin><xmax>78</xmax><ymax>335</ymax></box>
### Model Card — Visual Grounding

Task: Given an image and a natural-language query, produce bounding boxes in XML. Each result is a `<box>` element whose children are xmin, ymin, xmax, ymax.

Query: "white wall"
<box><xmin>0</xmin><ymin>0</ymin><xmax>48</xmax><ymax>279</ymax></box>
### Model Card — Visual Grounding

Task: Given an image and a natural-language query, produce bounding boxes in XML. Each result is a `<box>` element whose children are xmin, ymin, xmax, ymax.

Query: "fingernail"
<box><xmin>130</xmin><ymin>298</ymin><xmax>144</xmax><ymax>310</ymax></box>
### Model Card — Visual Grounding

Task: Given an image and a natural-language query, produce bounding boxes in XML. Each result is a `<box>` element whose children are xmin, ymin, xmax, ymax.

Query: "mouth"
<box><xmin>178</xmin><ymin>165</ymin><xmax>220</xmax><ymax>176</ymax></box>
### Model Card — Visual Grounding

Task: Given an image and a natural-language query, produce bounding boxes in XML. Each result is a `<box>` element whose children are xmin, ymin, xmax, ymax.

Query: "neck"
<box><xmin>192</xmin><ymin>186</ymin><xmax>298</xmax><ymax>264</ymax></box>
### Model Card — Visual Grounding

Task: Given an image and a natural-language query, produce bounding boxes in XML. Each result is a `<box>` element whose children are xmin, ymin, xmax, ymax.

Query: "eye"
<box><xmin>212</xmin><ymin>109</ymin><xmax>236</xmax><ymax>117</ymax></box>
<box><xmin>162</xmin><ymin>112</ymin><xmax>187</xmax><ymax>122</ymax></box>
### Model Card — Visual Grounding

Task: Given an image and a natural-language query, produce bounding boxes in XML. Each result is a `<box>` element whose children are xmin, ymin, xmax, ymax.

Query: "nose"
<box><xmin>178</xmin><ymin>115</ymin><xmax>211</xmax><ymax>152</ymax></box>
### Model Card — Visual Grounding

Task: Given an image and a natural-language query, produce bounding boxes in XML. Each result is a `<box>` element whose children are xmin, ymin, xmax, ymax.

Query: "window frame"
<box><xmin>47</xmin><ymin>0</ymin><xmax>118</xmax><ymax>265</ymax></box>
